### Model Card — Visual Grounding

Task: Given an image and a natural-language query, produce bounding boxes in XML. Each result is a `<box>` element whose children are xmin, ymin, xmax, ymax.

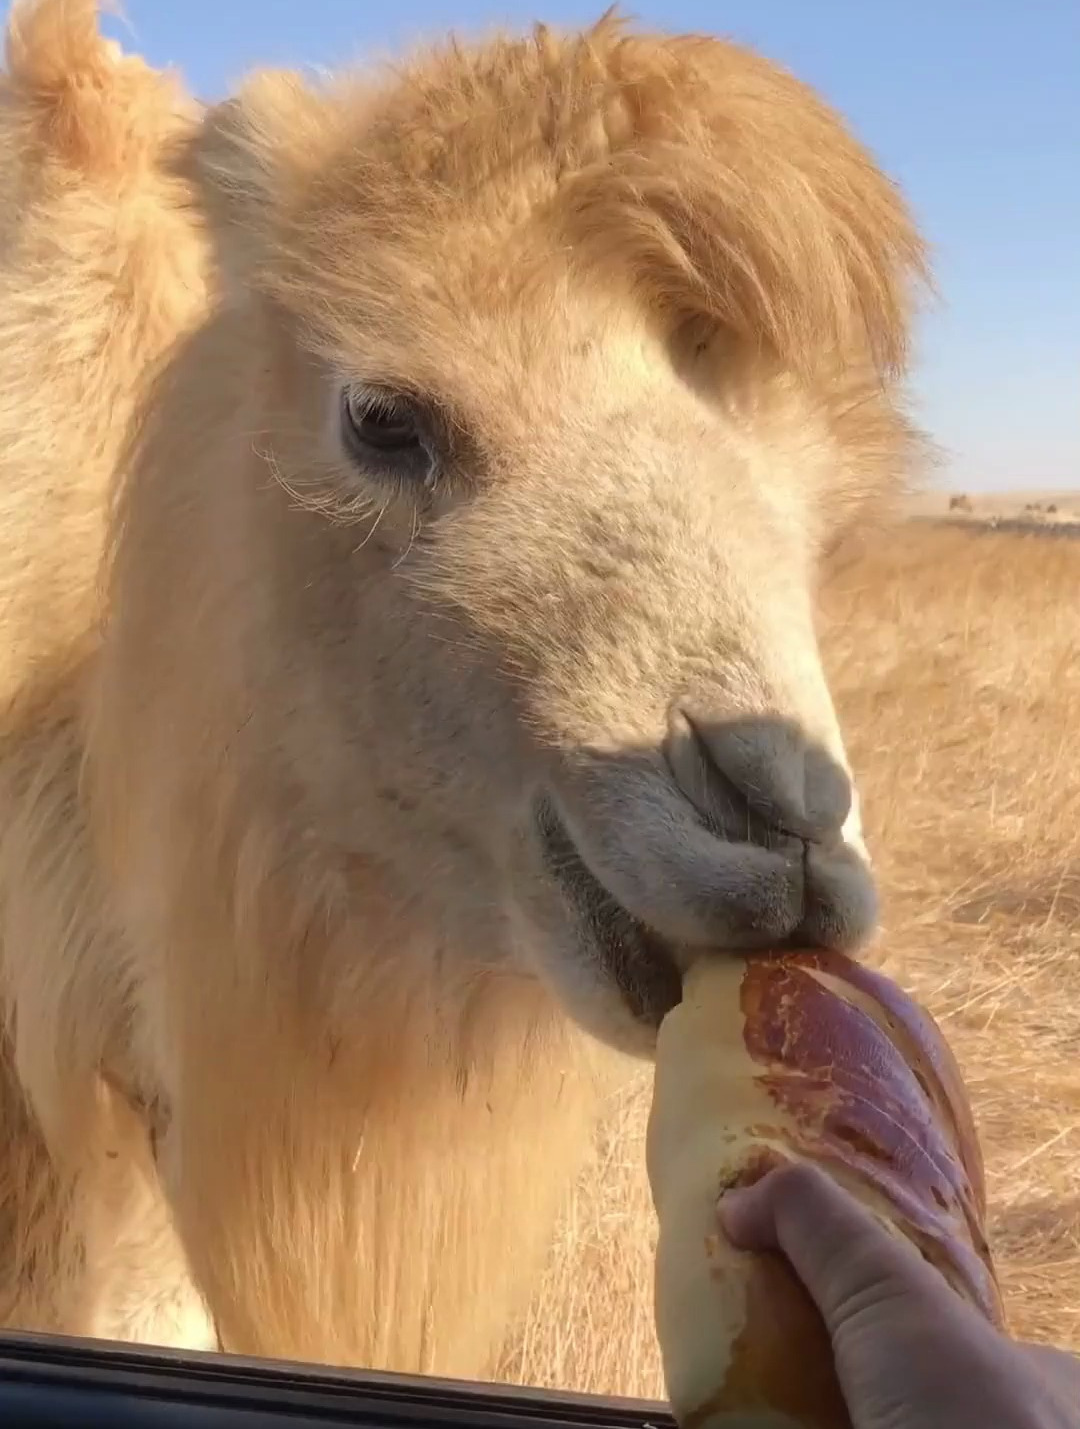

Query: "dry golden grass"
<box><xmin>499</xmin><ymin>521</ymin><xmax>1080</xmax><ymax>1399</ymax></box>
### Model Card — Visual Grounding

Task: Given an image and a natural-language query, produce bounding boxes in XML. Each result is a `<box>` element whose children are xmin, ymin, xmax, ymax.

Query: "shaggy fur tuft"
<box><xmin>186</xmin><ymin>12</ymin><xmax>928</xmax><ymax>380</ymax></box>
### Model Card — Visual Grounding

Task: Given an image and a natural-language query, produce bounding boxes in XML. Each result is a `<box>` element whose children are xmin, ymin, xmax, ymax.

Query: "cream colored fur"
<box><xmin>0</xmin><ymin>0</ymin><xmax>929</xmax><ymax>1379</ymax></box>
<box><xmin>0</xmin><ymin>0</ymin><xmax>216</xmax><ymax>1349</ymax></box>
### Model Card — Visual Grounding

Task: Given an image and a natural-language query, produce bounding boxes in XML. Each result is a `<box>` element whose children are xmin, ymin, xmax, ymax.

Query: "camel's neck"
<box><xmin>163</xmin><ymin>925</ymin><xmax>609</xmax><ymax>1378</ymax></box>
<box><xmin>96</xmin><ymin>764</ymin><xmax>616</xmax><ymax>1376</ymax></box>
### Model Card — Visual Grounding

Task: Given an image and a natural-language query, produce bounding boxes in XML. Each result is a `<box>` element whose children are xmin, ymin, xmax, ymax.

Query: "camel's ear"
<box><xmin>176</xmin><ymin>70</ymin><xmax>334</xmax><ymax>277</ymax></box>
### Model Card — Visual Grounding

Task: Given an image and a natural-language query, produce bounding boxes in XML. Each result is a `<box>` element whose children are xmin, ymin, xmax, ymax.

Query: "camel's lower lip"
<box><xmin>533</xmin><ymin>797</ymin><xmax>683</xmax><ymax>1027</ymax></box>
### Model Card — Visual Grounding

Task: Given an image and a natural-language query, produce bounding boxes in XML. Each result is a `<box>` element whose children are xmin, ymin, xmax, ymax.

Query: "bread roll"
<box><xmin>646</xmin><ymin>950</ymin><xmax>1004</xmax><ymax>1429</ymax></box>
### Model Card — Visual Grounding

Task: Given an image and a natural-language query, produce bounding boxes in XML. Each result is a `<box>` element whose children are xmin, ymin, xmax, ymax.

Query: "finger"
<box><xmin>718</xmin><ymin>1161</ymin><xmax>965</xmax><ymax>1328</ymax></box>
<box><xmin>1019</xmin><ymin>1342</ymin><xmax>1080</xmax><ymax>1409</ymax></box>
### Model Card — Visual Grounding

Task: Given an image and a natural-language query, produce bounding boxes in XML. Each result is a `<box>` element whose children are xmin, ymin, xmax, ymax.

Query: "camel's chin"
<box><xmin>533</xmin><ymin>797</ymin><xmax>684</xmax><ymax>1030</ymax></box>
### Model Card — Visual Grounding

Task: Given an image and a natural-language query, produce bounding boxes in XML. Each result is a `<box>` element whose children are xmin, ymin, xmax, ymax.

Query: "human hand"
<box><xmin>718</xmin><ymin>1162</ymin><xmax>1079</xmax><ymax>1429</ymax></box>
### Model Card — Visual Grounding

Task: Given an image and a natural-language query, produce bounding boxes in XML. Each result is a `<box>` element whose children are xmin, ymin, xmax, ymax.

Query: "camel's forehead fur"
<box><xmin>195</xmin><ymin>13</ymin><xmax>927</xmax><ymax>399</ymax></box>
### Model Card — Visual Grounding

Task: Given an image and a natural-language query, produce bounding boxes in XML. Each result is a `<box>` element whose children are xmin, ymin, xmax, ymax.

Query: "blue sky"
<box><xmin>69</xmin><ymin>2</ymin><xmax>1080</xmax><ymax>489</ymax></box>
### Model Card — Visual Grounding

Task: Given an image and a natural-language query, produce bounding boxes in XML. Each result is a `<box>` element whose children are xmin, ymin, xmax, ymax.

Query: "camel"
<box><xmin>0</xmin><ymin>0</ymin><xmax>929</xmax><ymax>1382</ymax></box>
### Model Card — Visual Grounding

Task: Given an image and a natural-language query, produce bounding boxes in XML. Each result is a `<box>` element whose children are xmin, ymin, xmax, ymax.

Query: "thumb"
<box><xmin>718</xmin><ymin>1161</ymin><xmax>955</xmax><ymax>1332</ymax></box>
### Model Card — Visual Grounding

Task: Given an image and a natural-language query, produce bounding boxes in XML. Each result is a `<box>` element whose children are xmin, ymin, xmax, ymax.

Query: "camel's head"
<box><xmin>182</xmin><ymin>17</ymin><xmax>928</xmax><ymax>1056</ymax></box>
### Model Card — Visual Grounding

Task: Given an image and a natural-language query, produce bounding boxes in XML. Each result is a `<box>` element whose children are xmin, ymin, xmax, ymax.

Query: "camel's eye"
<box><xmin>340</xmin><ymin>387</ymin><xmax>433</xmax><ymax>483</ymax></box>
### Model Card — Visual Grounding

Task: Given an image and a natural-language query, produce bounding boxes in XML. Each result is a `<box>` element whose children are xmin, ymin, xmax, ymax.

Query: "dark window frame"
<box><xmin>0</xmin><ymin>1331</ymin><xmax>675</xmax><ymax>1429</ymax></box>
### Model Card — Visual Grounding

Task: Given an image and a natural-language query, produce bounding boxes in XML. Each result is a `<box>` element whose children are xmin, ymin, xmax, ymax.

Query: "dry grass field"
<box><xmin>499</xmin><ymin>519</ymin><xmax>1080</xmax><ymax>1399</ymax></box>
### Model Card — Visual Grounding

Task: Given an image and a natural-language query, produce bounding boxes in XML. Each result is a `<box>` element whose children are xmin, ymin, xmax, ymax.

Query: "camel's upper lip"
<box><xmin>533</xmin><ymin>796</ymin><xmax>684</xmax><ymax>1027</ymax></box>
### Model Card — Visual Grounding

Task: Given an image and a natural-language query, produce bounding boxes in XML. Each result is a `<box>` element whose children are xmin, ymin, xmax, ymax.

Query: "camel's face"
<box><xmin>253</xmin><ymin>287</ymin><xmax>881</xmax><ymax>1056</ymax></box>
<box><xmin>189</xmin><ymin>23</ymin><xmax>926</xmax><ymax>1057</ymax></box>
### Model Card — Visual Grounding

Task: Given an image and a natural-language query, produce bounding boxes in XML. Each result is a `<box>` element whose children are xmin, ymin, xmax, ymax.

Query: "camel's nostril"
<box><xmin>663</xmin><ymin>707</ymin><xmax>755</xmax><ymax>841</ymax></box>
<box><xmin>665</xmin><ymin>705</ymin><xmax>853</xmax><ymax>846</ymax></box>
